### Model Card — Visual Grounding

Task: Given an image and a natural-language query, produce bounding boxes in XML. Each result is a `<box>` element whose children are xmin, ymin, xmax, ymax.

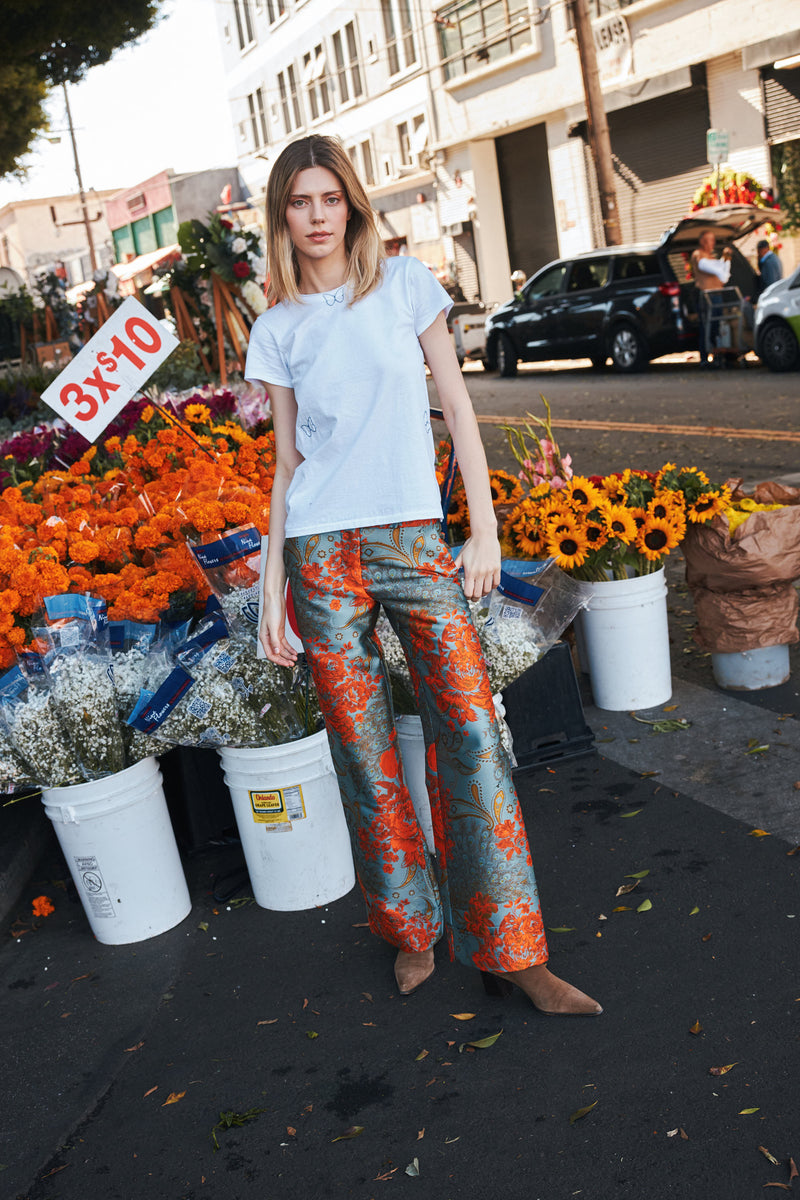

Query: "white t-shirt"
<box><xmin>245</xmin><ymin>255</ymin><xmax>453</xmax><ymax>538</ymax></box>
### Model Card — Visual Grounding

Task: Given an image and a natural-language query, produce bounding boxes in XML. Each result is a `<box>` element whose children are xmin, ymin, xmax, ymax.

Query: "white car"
<box><xmin>754</xmin><ymin>264</ymin><xmax>800</xmax><ymax>371</ymax></box>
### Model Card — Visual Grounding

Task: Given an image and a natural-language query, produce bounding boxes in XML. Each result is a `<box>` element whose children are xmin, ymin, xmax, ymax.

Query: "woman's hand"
<box><xmin>455</xmin><ymin>529</ymin><xmax>501</xmax><ymax>601</ymax></box>
<box><xmin>259</xmin><ymin>590</ymin><xmax>299</xmax><ymax>667</ymax></box>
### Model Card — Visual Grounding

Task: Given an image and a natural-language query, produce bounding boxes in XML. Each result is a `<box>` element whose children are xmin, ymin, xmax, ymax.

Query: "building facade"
<box><xmin>215</xmin><ymin>0</ymin><xmax>800</xmax><ymax>303</ymax></box>
<box><xmin>104</xmin><ymin>167</ymin><xmax>248</xmax><ymax>263</ymax></box>
<box><xmin>0</xmin><ymin>192</ymin><xmax>118</xmax><ymax>289</ymax></box>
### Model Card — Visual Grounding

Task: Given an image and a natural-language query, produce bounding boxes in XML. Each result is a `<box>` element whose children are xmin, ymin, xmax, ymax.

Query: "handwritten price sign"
<box><xmin>41</xmin><ymin>296</ymin><xmax>179</xmax><ymax>443</ymax></box>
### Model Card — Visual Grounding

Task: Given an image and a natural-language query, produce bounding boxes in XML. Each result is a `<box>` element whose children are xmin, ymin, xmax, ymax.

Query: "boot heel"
<box><xmin>481</xmin><ymin>971</ymin><xmax>514</xmax><ymax>999</ymax></box>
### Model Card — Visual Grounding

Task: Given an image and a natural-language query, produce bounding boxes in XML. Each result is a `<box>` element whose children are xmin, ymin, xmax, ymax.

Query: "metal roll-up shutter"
<box><xmin>573</xmin><ymin>83</ymin><xmax>710</xmax><ymax>243</ymax></box>
<box><xmin>763</xmin><ymin>66</ymin><xmax>800</xmax><ymax>142</ymax></box>
<box><xmin>495</xmin><ymin>123</ymin><xmax>559</xmax><ymax>277</ymax></box>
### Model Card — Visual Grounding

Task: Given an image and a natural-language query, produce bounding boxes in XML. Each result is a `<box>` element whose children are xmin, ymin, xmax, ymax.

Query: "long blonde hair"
<box><xmin>265</xmin><ymin>135</ymin><xmax>385</xmax><ymax>305</ymax></box>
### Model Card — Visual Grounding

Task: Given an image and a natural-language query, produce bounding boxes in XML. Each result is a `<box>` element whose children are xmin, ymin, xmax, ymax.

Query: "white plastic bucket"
<box><xmin>711</xmin><ymin>644</ymin><xmax>790</xmax><ymax>690</ymax></box>
<box><xmin>395</xmin><ymin>715</ymin><xmax>435</xmax><ymax>856</ymax></box>
<box><xmin>578</xmin><ymin>567</ymin><xmax>672</xmax><ymax>710</ymax></box>
<box><xmin>41</xmin><ymin>757</ymin><xmax>191</xmax><ymax>945</ymax></box>
<box><xmin>218</xmin><ymin>730</ymin><xmax>355</xmax><ymax>910</ymax></box>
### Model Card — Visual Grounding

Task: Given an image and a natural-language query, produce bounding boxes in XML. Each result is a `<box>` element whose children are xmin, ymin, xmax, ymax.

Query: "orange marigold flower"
<box><xmin>32</xmin><ymin>895</ymin><xmax>55</xmax><ymax>918</ymax></box>
<box><xmin>68</xmin><ymin>537</ymin><xmax>101</xmax><ymax>564</ymax></box>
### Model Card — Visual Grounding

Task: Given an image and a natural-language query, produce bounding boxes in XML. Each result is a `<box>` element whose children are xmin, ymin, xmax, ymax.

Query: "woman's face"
<box><xmin>285</xmin><ymin>166</ymin><xmax>351</xmax><ymax>269</ymax></box>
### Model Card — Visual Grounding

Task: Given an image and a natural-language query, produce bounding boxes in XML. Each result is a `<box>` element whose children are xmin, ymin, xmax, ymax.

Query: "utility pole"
<box><xmin>571</xmin><ymin>0</ymin><xmax>622</xmax><ymax>246</ymax></box>
<box><xmin>62</xmin><ymin>82</ymin><xmax>98</xmax><ymax>274</ymax></box>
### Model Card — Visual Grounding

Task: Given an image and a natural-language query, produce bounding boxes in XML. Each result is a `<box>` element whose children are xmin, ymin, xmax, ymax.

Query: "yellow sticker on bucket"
<box><xmin>249</xmin><ymin>784</ymin><xmax>306</xmax><ymax>825</ymax></box>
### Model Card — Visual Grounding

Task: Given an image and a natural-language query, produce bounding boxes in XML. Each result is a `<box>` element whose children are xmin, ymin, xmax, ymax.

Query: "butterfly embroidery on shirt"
<box><xmin>300</xmin><ymin>416</ymin><xmax>317</xmax><ymax>438</ymax></box>
<box><xmin>323</xmin><ymin>286</ymin><xmax>345</xmax><ymax>306</ymax></box>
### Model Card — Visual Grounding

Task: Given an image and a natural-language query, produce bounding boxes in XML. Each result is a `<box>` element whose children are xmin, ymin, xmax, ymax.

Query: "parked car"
<box><xmin>447</xmin><ymin>301</ymin><xmax>495</xmax><ymax>368</ymax></box>
<box><xmin>484</xmin><ymin>205</ymin><xmax>774</xmax><ymax>374</ymax></box>
<box><xmin>753</xmin><ymin>263</ymin><xmax>800</xmax><ymax>372</ymax></box>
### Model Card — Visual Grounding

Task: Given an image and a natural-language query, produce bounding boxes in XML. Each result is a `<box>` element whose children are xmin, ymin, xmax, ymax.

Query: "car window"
<box><xmin>567</xmin><ymin>259</ymin><xmax>609</xmax><ymax>291</ymax></box>
<box><xmin>612</xmin><ymin>254</ymin><xmax>660</xmax><ymax>281</ymax></box>
<box><xmin>524</xmin><ymin>263</ymin><xmax>568</xmax><ymax>300</ymax></box>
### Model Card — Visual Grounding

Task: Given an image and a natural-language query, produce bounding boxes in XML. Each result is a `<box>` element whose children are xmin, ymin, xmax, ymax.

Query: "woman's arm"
<box><xmin>259</xmin><ymin>382</ymin><xmax>303</xmax><ymax>665</ymax></box>
<box><xmin>418</xmin><ymin>311</ymin><xmax>500</xmax><ymax>601</ymax></box>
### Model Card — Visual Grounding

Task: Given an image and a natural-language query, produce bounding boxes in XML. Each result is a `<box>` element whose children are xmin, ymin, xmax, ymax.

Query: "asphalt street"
<box><xmin>2</xmin><ymin>355</ymin><xmax>799</xmax><ymax>1200</ymax></box>
<box><xmin>459</xmin><ymin>353</ymin><xmax>799</xmax><ymax>488</ymax></box>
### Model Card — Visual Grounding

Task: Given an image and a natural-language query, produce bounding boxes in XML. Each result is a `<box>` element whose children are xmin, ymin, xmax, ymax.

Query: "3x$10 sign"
<box><xmin>41</xmin><ymin>296</ymin><xmax>180</xmax><ymax>443</ymax></box>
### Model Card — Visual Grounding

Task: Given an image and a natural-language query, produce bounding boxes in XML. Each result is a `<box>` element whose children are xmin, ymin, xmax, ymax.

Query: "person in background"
<box><xmin>690</xmin><ymin>230</ymin><xmax>733</xmax><ymax>366</ymax></box>
<box><xmin>757</xmin><ymin>239</ymin><xmax>783</xmax><ymax>293</ymax></box>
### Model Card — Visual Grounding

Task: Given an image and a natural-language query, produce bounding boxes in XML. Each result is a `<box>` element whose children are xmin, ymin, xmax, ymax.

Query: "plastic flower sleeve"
<box><xmin>185</xmin><ymin>524</ymin><xmax>261</xmax><ymax>639</ymax></box>
<box><xmin>129</xmin><ymin>634</ymin><xmax>264</xmax><ymax>748</ymax></box>
<box><xmin>481</xmin><ymin>560</ymin><xmax>593</xmax><ymax>692</ymax></box>
<box><xmin>36</xmin><ymin>595</ymin><xmax>125</xmax><ymax>780</ymax></box>
<box><xmin>108</xmin><ymin>620</ymin><xmax>160</xmax><ymax>767</ymax></box>
<box><xmin>0</xmin><ymin>658</ymin><xmax>81</xmax><ymax>788</ymax></box>
<box><xmin>176</xmin><ymin>616</ymin><xmax>320</xmax><ymax>743</ymax></box>
<box><xmin>0</xmin><ymin>703</ymin><xmax>40</xmax><ymax>793</ymax></box>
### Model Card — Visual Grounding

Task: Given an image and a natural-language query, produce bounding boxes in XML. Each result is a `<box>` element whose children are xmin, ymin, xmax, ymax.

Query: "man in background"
<box><xmin>757</xmin><ymin>238</ymin><xmax>783</xmax><ymax>292</ymax></box>
<box><xmin>690</xmin><ymin>229</ymin><xmax>733</xmax><ymax>365</ymax></box>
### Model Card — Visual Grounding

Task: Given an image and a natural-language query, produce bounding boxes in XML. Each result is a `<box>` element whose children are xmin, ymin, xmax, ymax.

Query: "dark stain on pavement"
<box><xmin>324</xmin><ymin>1069</ymin><xmax>394</xmax><ymax>1120</ymax></box>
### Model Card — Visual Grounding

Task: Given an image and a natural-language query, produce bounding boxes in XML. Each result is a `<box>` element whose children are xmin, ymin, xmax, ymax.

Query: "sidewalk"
<box><xmin>2</xmin><ymin>629</ymin><xmax>799</xmax><ymax>1200</ymax></box>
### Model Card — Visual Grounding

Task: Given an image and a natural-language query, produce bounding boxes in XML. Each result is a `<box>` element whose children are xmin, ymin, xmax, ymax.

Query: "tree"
<box><xmin>0</xmin><ymin>65</ymin><xmax>48</xmax><ymax>180</ymax></box>
<box><xmin>0</xmin><ymin>0</ymin><xmax>162</xmax><ymax>178</ymax></box>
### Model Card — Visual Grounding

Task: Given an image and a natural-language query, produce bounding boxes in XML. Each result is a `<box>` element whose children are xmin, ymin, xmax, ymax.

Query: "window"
<box><xmin>436</xmin><ymin>0</ymin><xmax>532</xmax><ymax>81</ymax></box>
<box><xmin>567</xmin><ymin>259</ymin><xmax>609</xmax><ymax>290</ymax></box>
<box><xmin>278</xmin><ymin>66</ymin><xmax>303</xmax><ymax>134</ymax></box>
<box><xmin>612</xmin><ymin>254</ymin><xmax>660</xmax><ymax>281</ymax></box>
<box><xmin>332</xmin><ymin>21</ymin><xmax>363</xmax><ymax>105</ymax></box>
<box><xmin>381</xmin><ymin>0</ymin><xmax>418</xmax><ymax>75</ymax></box>
<box><xmin>247</xmin><ymin>87</ymin><xmax>269</xmax><ymax>149</ymax></box>
<box><xmin>232</xmin><ymin>0</ymin><xmax>256</xmax><ymax>50</ymax></box>
<box><xmin>265</xmin><ymin>0</ymin><xmax>286</xmax><ymax>22</ymax></box>
<box><xmin>360</xmin><ymin>139</ymin><xmax>376</xmax><ymax>186</ymax></box>
<box><xmin>302</xmin><ymin>44</ymin><xmax>332</xmax><ymax>121</ymax></box>
<box><xmin>524</xmin><ymin>263</ymin><xmax>568</xmax><ymax>300</ymax></box>
<box><xmin>397</xmin><ymin>114</ymin><xmax>426</xmax><ymax>166</ymax></box>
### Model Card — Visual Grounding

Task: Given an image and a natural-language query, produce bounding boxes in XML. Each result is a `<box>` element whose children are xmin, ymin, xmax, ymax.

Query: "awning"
<box><xmin>111</xmin><ymin>244</ymin><xmax>181</xmax><ymax>283</ymax></box>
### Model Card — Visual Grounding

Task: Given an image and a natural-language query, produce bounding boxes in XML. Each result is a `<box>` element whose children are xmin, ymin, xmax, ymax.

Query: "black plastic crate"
<box><xmin>160</xmin><ymin>746</ymin><xmax>236</xmax><ymax>853</ymax></box>
<box><xmin>501</xmin><ymin>641</ymin><xmax>594</xmax><ymax>771</ymax></box>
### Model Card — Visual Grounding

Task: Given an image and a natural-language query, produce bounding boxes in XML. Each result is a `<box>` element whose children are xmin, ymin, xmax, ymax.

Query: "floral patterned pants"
<box><xmin>284</xmin><ymin>521</ymin><xmax>548</xmax><ymax>972</ymax></box>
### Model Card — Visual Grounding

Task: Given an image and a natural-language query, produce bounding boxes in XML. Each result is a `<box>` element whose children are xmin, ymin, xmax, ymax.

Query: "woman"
<box><xmin>245</xmin><ymin>134</ymin><xmax>601</xmax><ymax>1017</ymax></box>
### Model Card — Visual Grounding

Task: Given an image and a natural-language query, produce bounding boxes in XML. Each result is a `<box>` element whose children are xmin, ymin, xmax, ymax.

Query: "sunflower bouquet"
<box><xmin>502</xmin><ymin>464</ymin><xmax>730</xmax><ymax>581</ymax></box>
<box><xmin>495</xmin><ymin>401</ymin><xmax>730</xmax><ymax>580</ymax></box>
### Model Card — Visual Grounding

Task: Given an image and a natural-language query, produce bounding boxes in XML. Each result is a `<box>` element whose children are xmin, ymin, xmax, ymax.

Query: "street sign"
<box><xmin>706</xmin><ymin>128</ymin><xmax>730</xmax><ymax>165</ymax></box>
<box><xmin>40</xmin><ymin>296</ymin><xmax>179</xmax><ymax>443</ymax></box>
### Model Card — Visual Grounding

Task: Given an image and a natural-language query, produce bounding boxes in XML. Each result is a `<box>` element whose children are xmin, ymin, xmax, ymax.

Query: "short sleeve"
<box><xmin>244</xmin><ymin>313</ymin><xmax>293</xmax><ymax>387</ymax></box>
<box><xmin>405</xmin><ymin>256</ymin><xmax>454</xmax><ymax>336</ymax></box>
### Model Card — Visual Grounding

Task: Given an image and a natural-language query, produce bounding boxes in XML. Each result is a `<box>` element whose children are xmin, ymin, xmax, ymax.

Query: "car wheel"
<box><xmin>759</xmin><ymin>320</ymin><xmax>800</xmax><ymax>372</ymax></box>
<box><xmin>496</xmin><ymin>333</ymin><xmax>518</xmax><ymax>378</ymax></box>
<box><xmin>609</xmin><ymin>323</ymin><xmax>647</xmax><ymax>372</ymax></box>
<box><xmin>484</xmin><ymin>337</ymin><xmax>498</xmax><ymax>372</ymax></box>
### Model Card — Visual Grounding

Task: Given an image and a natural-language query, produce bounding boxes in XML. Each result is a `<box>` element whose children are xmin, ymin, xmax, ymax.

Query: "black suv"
<box><xmin>484</xmin><ymin>205</ymin><xmax>770</xmax><ymax>374</ymax></box>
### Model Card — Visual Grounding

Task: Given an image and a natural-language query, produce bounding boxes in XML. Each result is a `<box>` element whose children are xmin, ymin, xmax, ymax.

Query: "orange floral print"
<box><xmin>285</xmin><ymin>521</ymin><xmax>548</xmax><ymax>972</ymax></box>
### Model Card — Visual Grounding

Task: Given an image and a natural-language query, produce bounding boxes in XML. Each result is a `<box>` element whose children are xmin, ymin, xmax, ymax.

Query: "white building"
<box><xmin>0</xmin><ymin>191</ymin><xmax>118</xmax><ymax>289</ymax></box>
<box><xmin>215</xmin><ymin>0</ymin><xmax>800</xmax><ymax>303</ymax></box>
